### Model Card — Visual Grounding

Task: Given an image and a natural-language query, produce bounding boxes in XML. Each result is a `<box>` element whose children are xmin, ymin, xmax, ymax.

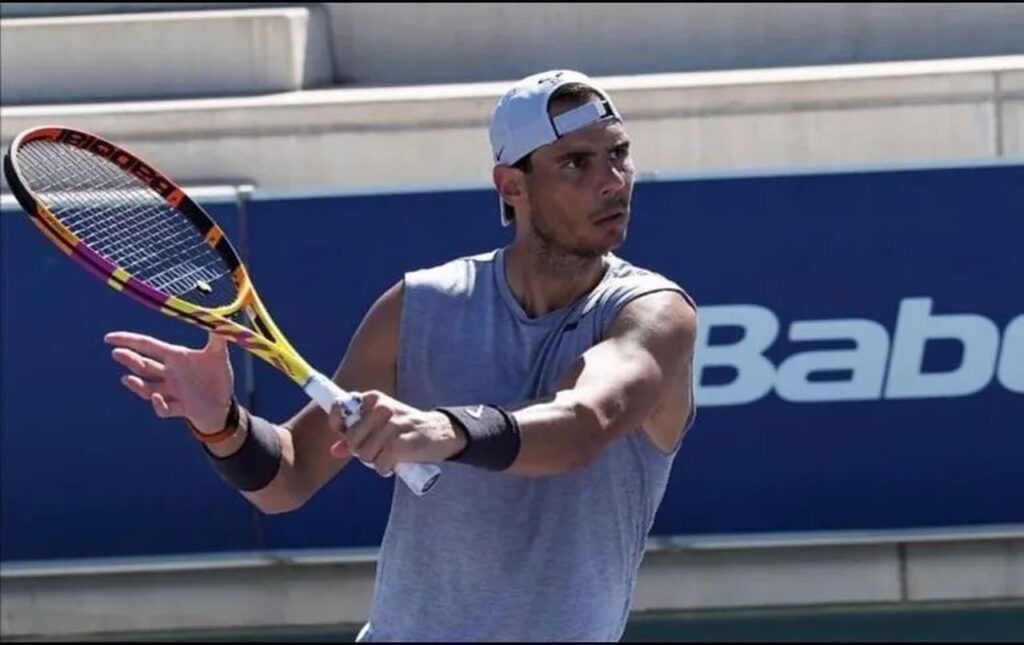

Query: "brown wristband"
<box><xmin>185</xmin><ymin>397</ymin><xmax>240</xmax><ymax>445</ymax></box>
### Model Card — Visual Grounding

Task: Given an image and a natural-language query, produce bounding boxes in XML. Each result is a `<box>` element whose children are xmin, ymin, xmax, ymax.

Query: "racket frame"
<box><xmin>4</xmin><ymin>125</ymin><xmax>439</xmax><ymax>494</ymax></box>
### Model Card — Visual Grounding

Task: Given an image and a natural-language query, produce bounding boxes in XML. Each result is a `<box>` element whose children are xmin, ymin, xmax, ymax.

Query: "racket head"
<box><xmin>4</xmin><ymin>126</ymin><xmax>246</xmax><ymax>311</ymax></box>
<box><xmin>5</xmin><ymin>125</ymin><xmax>443</xmax><ymax>496</ymax></box>
<box><xmin>3</xmin><ymin>125</ymin><xmax>312</xmax><ymax>383</ymax></box>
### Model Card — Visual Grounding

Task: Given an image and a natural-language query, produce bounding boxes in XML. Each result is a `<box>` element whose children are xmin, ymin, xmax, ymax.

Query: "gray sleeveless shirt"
<box><xmin>360</xmin><ymin>247</ymin><xmax>694</xmax><ymax>642</ymax></box>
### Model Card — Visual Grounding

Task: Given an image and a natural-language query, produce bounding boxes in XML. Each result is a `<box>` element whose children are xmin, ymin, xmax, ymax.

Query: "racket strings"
<box><xmin>44</xmin><ymin>145</ymin><xmax>213</xmax><ymax>278</ymax></box>
<box><xmin>17</xmin><ymin>140</ymin><xmax>238</xmax><ymax>308</ymax></box>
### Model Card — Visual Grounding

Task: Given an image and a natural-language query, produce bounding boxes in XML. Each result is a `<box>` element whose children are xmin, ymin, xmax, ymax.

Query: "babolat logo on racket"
<box><xmin>57</xmin><ymin>129</ymin><xmax>176</xmax><ymax>199</ymax></box>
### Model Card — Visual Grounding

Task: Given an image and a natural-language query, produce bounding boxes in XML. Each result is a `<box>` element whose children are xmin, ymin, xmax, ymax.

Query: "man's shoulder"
<box><xmin>404</xmin><ymin>248</ymin><xmax>500</xmax><ymax>294</ymax></box>
<box><xmin>602</xmin><ymin>253</ymin><xmax>695</xmax><ymax>309</ymax></box>
<box><xmin>606</xmin><ymin>253</ymin><xmax>668</xmax><ymax>281</ymax></box>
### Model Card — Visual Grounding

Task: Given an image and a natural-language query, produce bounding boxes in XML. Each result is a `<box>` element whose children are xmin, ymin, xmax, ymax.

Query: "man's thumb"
<box><xmin>205</xmin><ymin>331</ymin><xmax>229</xmax><ymax>355</ymax></box>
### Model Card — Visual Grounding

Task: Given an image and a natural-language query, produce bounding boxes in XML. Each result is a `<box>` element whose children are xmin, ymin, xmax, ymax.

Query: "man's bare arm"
<box><xmin>506</xmin><ymin>291</ymin><xmax>696</xmax><ymax>476</ymax></box>
<box><xmin>231</xmin><ymin>280</ymin><xmax>404</xmax><ymax>513</ymax></box>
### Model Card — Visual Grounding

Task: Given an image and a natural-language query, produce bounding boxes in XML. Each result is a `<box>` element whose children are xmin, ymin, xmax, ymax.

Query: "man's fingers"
<box><xmin>151</xmin><ymin>392</ymin><xmax>184</xmax><ymax>419</ymax></box>
<box><xmin>359</xmin><ymin>390</ymin><xmax>382</xmax><ymax>409</ymax></box>
<box><xmin>329</xmin><ymin>440</ymin><xmax>350</xmax><ymax>459</ymax></box>
<box><xmin>327</xmin><ymin>406</ymin><xmax>353</xmax><ymax>461</ymax></box>
<box><xmin>327</xmin><ymin>404</ymin><xmax>349</xmax><ymax>435</ymax></box>
<box><xmin>112</xmin><ymin>347</ymin><xmax>167</xmax><ymax>380</ymax></box>
<box><xmin>373</xmin><ymin>446</ymin><xmax>398</xmax><ymax>478</ymax></box>
<box><xmin>356</xmin><ymin>413</ymin><xmax>402</xmax><ymax>466</ymax></box>
<box><xmin>115</xmin><ymin>369</ymin><xmax>184</xmax><ymax>421</ymax></box>
<box><xmin>345</xmin><ymin>404</ymin><xmax>393</xmax><ymax>453</ymax></box>
<box><xmin>121</xmin><ymin>374</ymin><xmax>156</xmax><ymax>401</ymax></box>
<box><xmin>104</xmin><ymin>331</ymin><xmax>178</xmax><ymax>361</ymax></box>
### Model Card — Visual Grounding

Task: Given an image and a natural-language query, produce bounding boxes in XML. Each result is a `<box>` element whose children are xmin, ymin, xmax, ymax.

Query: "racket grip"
<box><xmin>303</xmin><ymin>372</ymin><xmax>441</xmax><ymax>496</ymax></box>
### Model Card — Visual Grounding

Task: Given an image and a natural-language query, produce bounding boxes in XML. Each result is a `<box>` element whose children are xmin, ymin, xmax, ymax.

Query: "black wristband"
<box><xmin>436</xmin><ymin>404</ymin><xmax>521</xmax><ymax>471</ymax></box>
<box><xmin>204</xmin><ymin>409</ymin><xmax>282</xmax><ymax>492</ymax></box>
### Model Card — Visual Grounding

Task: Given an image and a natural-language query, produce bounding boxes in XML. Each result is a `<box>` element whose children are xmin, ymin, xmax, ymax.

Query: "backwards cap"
<box><xmin>489</xmin><ymin>70</ymin><xmax>622</xmax><ymax>226</ymax></box>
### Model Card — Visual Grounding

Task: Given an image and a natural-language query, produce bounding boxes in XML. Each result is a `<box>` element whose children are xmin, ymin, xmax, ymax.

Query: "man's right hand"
<box><xmin>105</xmin><ymin>331</ymin><xmax>235</xmax><ymax>434</ymax></box>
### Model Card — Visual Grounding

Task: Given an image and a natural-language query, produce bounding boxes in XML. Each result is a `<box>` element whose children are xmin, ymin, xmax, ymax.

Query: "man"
<box><xmin>106</xmin><ymin>69</ymin><xmax>698</xmax><ymax>641</ymax></box>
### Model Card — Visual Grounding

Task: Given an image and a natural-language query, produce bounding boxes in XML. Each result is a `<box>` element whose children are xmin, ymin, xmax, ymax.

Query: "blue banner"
<box><xmin>2</xmin><ymin>163</ymin><xmax>1021</xmax><ymax>561</ymax></box>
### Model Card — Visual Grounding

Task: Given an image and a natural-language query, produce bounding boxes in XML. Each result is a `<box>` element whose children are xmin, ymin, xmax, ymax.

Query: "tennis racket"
<box><xmin>3</xmin><ymin>125</ymin><xmax>441</xmax><ymax>496</ymax></box>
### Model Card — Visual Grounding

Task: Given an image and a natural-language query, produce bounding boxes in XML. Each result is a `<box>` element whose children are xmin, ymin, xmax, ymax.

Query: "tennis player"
<box><xmin>106</xmin><ymin>69</ymin><xmax>698</xmax><ymax>642</ymax></box>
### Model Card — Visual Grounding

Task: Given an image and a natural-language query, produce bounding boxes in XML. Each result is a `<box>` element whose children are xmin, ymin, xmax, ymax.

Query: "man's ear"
<box><xmin>493</xmin><ymin>165</ymin><xmax>526</xmax><ymax>211</ymax></box>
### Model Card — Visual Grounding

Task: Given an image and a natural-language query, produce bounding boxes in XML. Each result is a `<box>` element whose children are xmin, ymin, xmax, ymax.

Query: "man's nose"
<box><xmin>598</xmin><ymin>158</ymin><xmax>627</xmax><ymax>196</ymax></box>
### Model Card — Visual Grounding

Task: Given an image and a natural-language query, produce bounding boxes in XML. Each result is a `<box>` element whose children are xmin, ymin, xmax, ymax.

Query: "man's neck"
<box><xmin>504</xmin><ymin>240</ymin><xmax>608</xmax><ymax>318</ymax></box>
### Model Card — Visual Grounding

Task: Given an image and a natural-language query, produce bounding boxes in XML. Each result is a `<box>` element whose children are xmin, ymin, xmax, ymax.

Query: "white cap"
<box><xmin>489</xmin><ymin>70</ymin><xmax>623</xmax><ymax>226</ymax></box>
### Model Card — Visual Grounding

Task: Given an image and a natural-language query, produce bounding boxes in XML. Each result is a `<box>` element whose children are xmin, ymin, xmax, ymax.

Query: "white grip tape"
<box><xmin>303</xmin><ymin>372</ymin><xmax>441</xmax><ymax>496</ymax></box>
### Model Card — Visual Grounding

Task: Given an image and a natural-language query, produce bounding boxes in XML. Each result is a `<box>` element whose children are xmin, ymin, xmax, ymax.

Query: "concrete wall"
<box><xmin>2</xmin><ymin>4</ymin><xmax>1022</xmax><ymax>90</ymax></box>
<box><xmin>1003</xmin><ymin>70</ymin><xmax>1024</xmax><ymax>155</ymax></box>
<box><xmin>0</xmin><ymin>8</ymin><xmax>333</xmax><ymax>104</ymax></box>
<box><xmin>0</xmin><ymin>3</ymin><xmax>275</xmax><ymax>17</ymax></box>
<box><xmin>3</xmin><ymin>528</ymin><xmax>1021</xmax><ymax>639</ymax></box>
<box><xmin>323</xmin><ymin>3</ymin><xmax>1024</xmax><ymax>85</ymax></box>
<box><xmin>4</xmin><ymin>56</ymin><xmax>1021</xmax><ymax>196</ymax></box>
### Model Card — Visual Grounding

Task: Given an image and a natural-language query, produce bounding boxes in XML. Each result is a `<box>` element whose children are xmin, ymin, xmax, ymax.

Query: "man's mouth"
<box><xmin>594</xmin><ymin>210</ymin><xmax>627</xmax><ymax>225</ymax></box>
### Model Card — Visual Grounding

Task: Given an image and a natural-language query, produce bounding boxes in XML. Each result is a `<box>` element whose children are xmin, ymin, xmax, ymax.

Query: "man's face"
<box><xmin>522</xmin><ymin>117</ymin><xmax>634</xmax><ymax>259</ymax></box>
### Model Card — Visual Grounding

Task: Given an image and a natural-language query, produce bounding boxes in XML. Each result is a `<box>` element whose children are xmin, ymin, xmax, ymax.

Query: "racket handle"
<box><xmin>304</xmin><ymin>372</ymin><xmax>441</xmax><ymax>496</ymax></box>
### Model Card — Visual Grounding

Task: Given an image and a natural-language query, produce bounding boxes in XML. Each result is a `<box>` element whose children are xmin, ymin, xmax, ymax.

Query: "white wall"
<box><xmin>0</xmin><ymin>8</ymin><xmax>333</xmax><ymax>104</ymax></box>
<box><xmin>2</xmin><ymin>4</ymin><xmax>1022</xmax><ymax>89</ymax></box>
<box><xmin>3</xmin><ymin>528</ymin><xmax>1022</xmax><ymax>639</ymax></box>
<box><xmin>325</xmin><ymin>3</ymin><xmax>1024</xmax><ymax>85</ymax></box>
<box><xmin>4</xmin><ymin>57</ymin><xmax>1020</xmax><ymax>197</ymax></box>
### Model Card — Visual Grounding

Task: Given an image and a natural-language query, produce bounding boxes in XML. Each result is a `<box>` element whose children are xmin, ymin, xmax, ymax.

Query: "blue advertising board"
<box><xmin>2</xmin><ymin>163</ymin><xmax>1021</xmax><ymax>561</ymax></box>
